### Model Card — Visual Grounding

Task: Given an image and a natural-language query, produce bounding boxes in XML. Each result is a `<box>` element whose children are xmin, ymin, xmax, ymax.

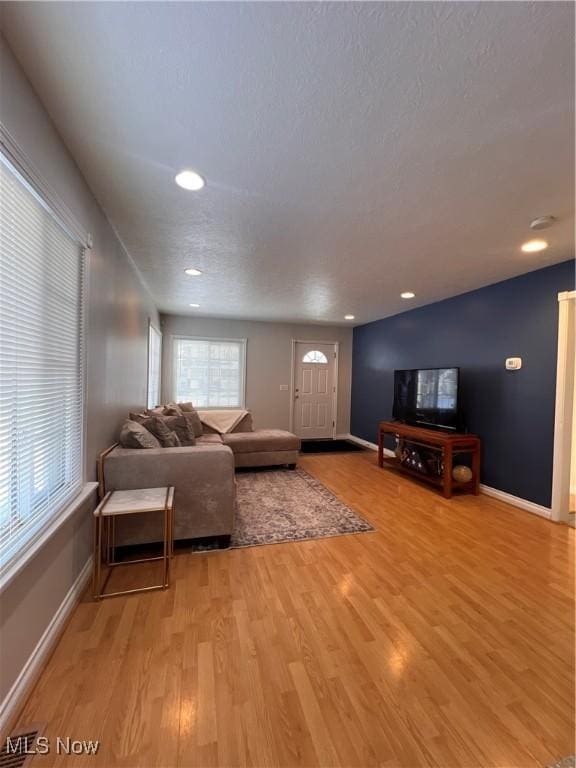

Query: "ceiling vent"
<box><xmin>530</xmin><ymin>215</ymin><xmax>556</xmax><ymax>230</ymax></box>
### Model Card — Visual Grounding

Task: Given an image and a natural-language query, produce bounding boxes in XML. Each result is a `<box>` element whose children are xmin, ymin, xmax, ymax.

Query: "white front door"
<box><xmin>293</xmin><ymin>342</ymin><xmax>336</xmax><ymax>439</ymax></box>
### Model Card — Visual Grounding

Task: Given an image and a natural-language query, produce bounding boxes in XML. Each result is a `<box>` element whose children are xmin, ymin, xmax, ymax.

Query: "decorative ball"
<box><xmin>452</xmin><ymin>465</ymin><xmax>473</xmax><ymax>483</ymax></box>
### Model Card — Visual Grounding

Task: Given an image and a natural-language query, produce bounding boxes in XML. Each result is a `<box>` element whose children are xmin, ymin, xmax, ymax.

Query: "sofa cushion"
<box><xmin>136</xmin><ymin>415</ymin><xmax>181</xmax><ymax>447</ymax></box>
<box><xmin>186</xmin><ymin>409</ymin><xmax>204</xmax><ymax>437</ymax></box>
<box><xmin>119</xmin><ymin>420</ymin><xmax>161</xmax><ymax>449</ymax></box>
<box><xmin>222</xmin><ymin>429</ymin><xmax>300</xmax><ymax>454</ymax></box>
<box><xmin>196</xmin><ymin>433</ymin><xmax>224</xmax><ymax>445</ymax></box>
<box><xmin>177</xmin><ymin>401</ymin><xmax>195</xmax><ymax>412</ymax></box>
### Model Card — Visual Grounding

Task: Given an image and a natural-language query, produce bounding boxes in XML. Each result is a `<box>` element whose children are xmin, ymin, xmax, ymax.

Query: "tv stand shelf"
<box><xmin>377</xmin><ymin>421</ymin><xmax>481</xmax><ymax>499</ymax></box>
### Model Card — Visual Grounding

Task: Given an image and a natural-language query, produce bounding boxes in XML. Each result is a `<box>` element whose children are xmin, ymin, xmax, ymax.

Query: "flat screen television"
<box><xmin>393</xmin><ymin>367</ymin><xmax>461</xmax><ymax>431</ymax></box>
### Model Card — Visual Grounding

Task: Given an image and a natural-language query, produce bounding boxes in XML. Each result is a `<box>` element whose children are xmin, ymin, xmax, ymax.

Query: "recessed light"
<box><xmin>345</xmin><ymin>314</ymin><xmax>355</xmax><ymax>320</ymax></box>
<box><xmin>189</xmin><ymin>303</ymin><xmax>200</xmax><ymax>308</ymax></box>
<box><xmin>401</xmin><ymin>292</ymin><xmax>415</xmax><ymax>299</ymax></box>
<box><xmin>184</xmin><ymin>267</ymin><xmax>202</xmax><ymax>276</ymax></box>
<box><xmin>175</xmin><ymin>169</ymin><xmax>205</xmax><ymax>191</ymax></box>
<box><xmin>521</xmin><ymin>239</ymin><xmax>548</xmax><ymax>253</ymax></box>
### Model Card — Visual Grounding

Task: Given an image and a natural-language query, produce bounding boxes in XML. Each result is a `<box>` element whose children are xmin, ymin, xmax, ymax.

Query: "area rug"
<box><xmin>547</xmin><ymin>758</ymin><xmax>575</xmax><ymax>768</ymax></box>
<box><xmin>231</xmin><ymin>468</ymin><xmax>374</xmax><ymax>548</ymax></box>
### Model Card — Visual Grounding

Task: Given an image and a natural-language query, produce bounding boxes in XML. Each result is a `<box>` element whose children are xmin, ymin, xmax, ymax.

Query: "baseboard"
<box><xmin>0</xmin><ymin>556</ymin><xmax>93</xmax><ymax>737</ymax></box>
<box><xmin>347</xmin><ymin>433</ymin><xmax>395</xmax><ymax>456</ymax></box>
<box><xmin>480</xmin><ymin>485</ymin><xmax>552</xmax><ymax>519</ymax></box>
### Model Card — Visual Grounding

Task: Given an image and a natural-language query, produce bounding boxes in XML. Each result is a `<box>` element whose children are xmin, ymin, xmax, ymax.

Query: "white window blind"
<box><xmin>173</xmin><ymin>337</ymin><xmax>246</xmax><ymax>408</ymax></box>
<box><xmin>147</xmin><ymin>322</ymin><xmax>162</xmax><ymax>408</ymax></box>
<box><xmin>0</xmin><ymin>153</ymin><xmax>85</xmax><ymax>577</ymax></box>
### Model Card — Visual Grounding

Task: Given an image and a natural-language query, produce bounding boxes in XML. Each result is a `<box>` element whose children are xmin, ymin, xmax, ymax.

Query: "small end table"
<box><xmin>92</xmin><ymin>486</ymin><xmax>175</xmax><ymax>600</ymax></box>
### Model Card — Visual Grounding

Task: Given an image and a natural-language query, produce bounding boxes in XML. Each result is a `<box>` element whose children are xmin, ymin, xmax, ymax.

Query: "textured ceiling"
<box><xmin>1</xmin><ymin>2</ymin><xmax>574</xmax><ymax>325</ymax></box>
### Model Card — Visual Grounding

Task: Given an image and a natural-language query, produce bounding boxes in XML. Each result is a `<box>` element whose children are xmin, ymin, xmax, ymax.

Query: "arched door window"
<box><xmin>302</xmin><ymin>350</ymin><xmax>328</xmax><ymax>364</ymax></box>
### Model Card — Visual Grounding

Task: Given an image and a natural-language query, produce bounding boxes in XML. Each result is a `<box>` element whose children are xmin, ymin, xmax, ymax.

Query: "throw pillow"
<box><xmin>186</xmin><ymin>408</ymin><xmax>203</xmax><ymax>437</ymax></box>
<box><xmin>136</xmin><ymin>415</ymin><xmax>181</xmax><ymax>447</ymax></box>
<box><xmin>177</xmin><ymin>402</ymin><xmax>195</xmax><ymax>412</ymax></box>
<box><xmin>119</xmin><ymin>420</ymin><xmax>161</xmax><ymax>449</ymax></box>
<box><xmin>163</xmin><ymin>403</ymin><xmax>183</xmax><ymax>416</ymax></box>
<box><xmin>162</xmin><ymin>414</ymin><xmax>197</xmax><ymax>446</ymax></box>
<box><xmin>147</xmin><ymin>406</ymin><xmax>166</xmax><ymax>416</ymax></box>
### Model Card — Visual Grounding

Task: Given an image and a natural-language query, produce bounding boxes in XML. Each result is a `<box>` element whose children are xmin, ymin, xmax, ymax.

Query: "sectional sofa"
<box><xmin>100</xmin><ymin>406</ymin><xmax>300</xmax><ymax>546</ymax></box>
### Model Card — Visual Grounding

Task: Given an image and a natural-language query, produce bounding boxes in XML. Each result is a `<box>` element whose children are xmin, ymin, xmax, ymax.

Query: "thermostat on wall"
<box><xmin>506</xmin><ymin>357</ymin><xmax>522</xmax><ymax>370</ymax></box>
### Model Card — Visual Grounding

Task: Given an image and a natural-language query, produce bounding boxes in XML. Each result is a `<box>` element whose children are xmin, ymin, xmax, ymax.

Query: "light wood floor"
<box><xmin>12</xmin><ymin>452</ymin><xmax>575</xmax><ymax>767</ymax></box>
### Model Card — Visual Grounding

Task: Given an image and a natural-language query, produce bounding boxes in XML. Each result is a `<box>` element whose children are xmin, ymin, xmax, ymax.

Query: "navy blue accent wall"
<box><xmin>351</xmin><ymin>260</ymin><xmax>575</xmax><ymax>507</ymax></box>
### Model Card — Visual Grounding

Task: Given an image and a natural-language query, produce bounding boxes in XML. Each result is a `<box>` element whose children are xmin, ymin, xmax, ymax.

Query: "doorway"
<box><xmin>291</xmin><ymin>341</ymin><xmax>338</xmax><ymax>440</ymax></box>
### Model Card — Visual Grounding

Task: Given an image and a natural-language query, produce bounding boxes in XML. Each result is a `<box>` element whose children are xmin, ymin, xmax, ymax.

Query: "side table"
<box><xmin>92</xmin><ymin>486</ymin><xmax>175</xmax><ymax>600</ymax></box>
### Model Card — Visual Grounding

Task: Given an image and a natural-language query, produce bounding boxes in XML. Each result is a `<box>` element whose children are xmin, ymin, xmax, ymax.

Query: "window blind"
<box><xmin>0</xmin><ymin>153</ymin><xmax>85</xmax><ymax>577</ymax></box>
<box><xmin>173</xmin><ymin>337</ymin><xmax>246</xmax><ymax>408</ymax></box>
<box><xmin>147</xmin><ymin>322</ymin><xmax>162</xmax><ymax>408</ymax></box>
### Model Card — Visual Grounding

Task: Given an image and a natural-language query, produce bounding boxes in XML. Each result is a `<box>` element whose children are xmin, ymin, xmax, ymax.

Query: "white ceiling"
<box><xmin>1</xmin><ymin>2</ymin><xmax>574</xmax><ymax>325</ymax></box>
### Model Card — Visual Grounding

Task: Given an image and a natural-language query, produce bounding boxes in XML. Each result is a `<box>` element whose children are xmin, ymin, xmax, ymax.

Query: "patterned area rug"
<box><xmin>548</xmin><ymin>758</ymin><xmax>575</xmax><ymax>768</ymax></box>
<box><xmin>232</xmin><ymin>468</ymin><xmax>374</xmax><ymax>548</ymax></box>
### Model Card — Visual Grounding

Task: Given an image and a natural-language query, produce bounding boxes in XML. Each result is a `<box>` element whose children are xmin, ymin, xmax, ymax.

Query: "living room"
<box><xmin>0</xmin><ymin>3</ymin><xmax>574</xmax><ymax>768</ymax></box>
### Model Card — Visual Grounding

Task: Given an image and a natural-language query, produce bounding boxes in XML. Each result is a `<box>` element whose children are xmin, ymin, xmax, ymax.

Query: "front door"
<box><xmin>293</xmin><ymin>342</ymin><xmax>336</xmax><ymax>439</ymax></box>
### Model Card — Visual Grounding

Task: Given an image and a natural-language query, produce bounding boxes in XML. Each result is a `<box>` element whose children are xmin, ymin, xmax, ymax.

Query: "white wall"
<box><xmin>161</xmin><ymin>315</ymin><xmax>353</xmax><ymax>435</ymax></box>
<box><xmin>0</xmin><ymin>37</ymin><xmax>159</xmax><ymax>720</ymax></box>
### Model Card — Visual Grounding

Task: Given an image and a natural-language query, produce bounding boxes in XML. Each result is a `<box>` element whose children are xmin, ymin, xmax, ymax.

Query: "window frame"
<box><xmin>146</xmin><ymin>320</ymin><xmax>162</xmax><ymax>409</ymax></box>
<box><xmin>0</xmin><ymin>140</ymin><xmax>93</xmax><ymax>591</ymax></box>
<box><xmin>171</xmin><ymin>335</ymin><xmax>247</xmax><ymax>410</ymax></box>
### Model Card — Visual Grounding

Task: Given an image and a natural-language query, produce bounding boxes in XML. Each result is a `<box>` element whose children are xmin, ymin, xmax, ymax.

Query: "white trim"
<box><xmin>81</xmin><ymin>246</ymin><xmax>91</xmax><ymax>484</ymax></box>
<box><xmin>0</xmin><ymin>150</ymin><xmax>91</xmax><ymax>587</ymax></box>
<box><xmin>347</xmin><ymin>433</ymin><xmax>396</xmax><ymax>456</ymax></box>
<box><xmin>0</xmin><ymin>124</ymin><xmax>91</xmax><ymax>248</ymax></box>
<box><xmin>0</xmin><ymin>483</ymin><xmax>98</xmax><ymax>594</ymax></box>
<box><xmin>290</xmin><ymin>340</ymin><xmax>339</xmax><ymax>438</ymax></box>
<box><xmin>0</xmin><ymin>556</ymin><xmax>93</xmax><ymax>736</ymax></box>
<box><xmin>146</xmin><ymin>319</ymin><xmax>163</xmax><ymax>409</ymax></box>
<box><xmin>348</xmin><ymin>434</ymin><xmax>554</xmax><ymax>519</ymax></box>
<box><xmin>347</xmin><ymin>433</ymin><xmax>378</xmax><ymax>451</ymax></box>
<box><xmin>480</xmin><ymin>485</ymin><xmax>552</xmax><ymax>520</ymax></box>
<box><xmin>551</xmin><ymin>291</ymin><xmax>575</xmax><ymax>523</ymax></box>
<box><xmin>171</xmin><ymin>336</ymin><xmax>247</xmax><ymax>409</ymax></box>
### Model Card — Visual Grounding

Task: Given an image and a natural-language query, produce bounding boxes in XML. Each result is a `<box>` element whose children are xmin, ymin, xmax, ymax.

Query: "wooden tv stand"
<box><xmin>378</xmin><ymin>421</ymin><xmax>481</xmax><ymax>499</ymax></box>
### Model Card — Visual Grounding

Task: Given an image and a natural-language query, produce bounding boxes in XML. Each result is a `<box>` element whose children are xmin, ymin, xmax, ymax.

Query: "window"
<box><xmin>302</xmin><ymin>350</ymin><xmax>328</xmax><ymax>364</ymax></box>
<box><xmin>0</xmin><ymin>153</ymin><xmax>85</xmax><ymax>577</ymax></box>
<box><xmin>147</xmin><ymin>322</ymin><xmax>162</xmax><ymax>408</ymax></box>
<box><xmin>173</xmin><ymin>337</ymin><xmax>246</xmax><ymax>408</ymax></box>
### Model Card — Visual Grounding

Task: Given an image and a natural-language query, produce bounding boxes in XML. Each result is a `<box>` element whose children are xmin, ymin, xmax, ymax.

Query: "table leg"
<box><xmin>472</xmin><ymin>443</ymin><xmax>481</xmax><ymax>495</ymax></box>
<box><xmin>443</xmin><ymin>445</ymin><xmax>453</xmax><ymax>499</ymax></box>
<box><xmin>93</xmin><ymin>515</ymin><xmax>102</xmax><ymax>600</ymax></box>
<box><xmin>171</xmin><ymin>505</ymin><xmax>175</xmax><ymax>558</ymax></box>
<box><xmin>163</xmin><ymin>506</ymin><xmax>169</xmax><ymax>589</ymax></box>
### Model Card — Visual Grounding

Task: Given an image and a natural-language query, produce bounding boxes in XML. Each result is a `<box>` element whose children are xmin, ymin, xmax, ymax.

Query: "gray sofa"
<box><xmin>103</xmin><ymin>442</ymin><xmax>236</xmax><ymax>546</ymax></box>
<box><xmin>102</xmin><ymin>414</ymin><xmax>300</xmax><ymax>546</ymax></box>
